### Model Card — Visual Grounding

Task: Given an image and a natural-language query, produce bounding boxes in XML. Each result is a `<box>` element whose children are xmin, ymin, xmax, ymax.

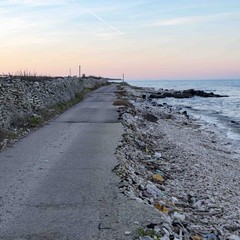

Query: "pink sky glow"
<box><xmin>1</xmin><ymin>0</ymin><xmax>240</xmax><ymax>80</ymax></box>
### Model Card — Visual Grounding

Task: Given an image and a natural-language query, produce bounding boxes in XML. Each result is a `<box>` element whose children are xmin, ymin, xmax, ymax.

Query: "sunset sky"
<box><xmin>1</xmin><ymin>0</ymin><xmax>240</xmax><ymax>80</ymax></box>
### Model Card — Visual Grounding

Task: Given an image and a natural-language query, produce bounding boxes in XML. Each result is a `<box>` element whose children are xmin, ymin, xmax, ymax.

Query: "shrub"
<box><xmin>28</xmin><ymin>116</ymin><xmax>42</xmax><ymax>127</ymax></box>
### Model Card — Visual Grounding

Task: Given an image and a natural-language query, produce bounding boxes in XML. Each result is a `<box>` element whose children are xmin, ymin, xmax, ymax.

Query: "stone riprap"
<box><xmin>142</xmin><ymin>88</ymin><xmax>228</xmax><ymax>99</ymax></box>
<box><xmin>0</xmin><ymin>77</ymin><xmax>108</xmax><ymax>130</ymax></box>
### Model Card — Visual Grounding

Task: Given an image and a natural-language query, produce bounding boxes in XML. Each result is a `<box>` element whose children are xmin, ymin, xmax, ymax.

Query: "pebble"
<box><xmin>204</xmin><ymin>233</ymin><xmax>218</xmax><ymax>240</ymax></box>
<box><xmin>173</xmin><ymin>212</ymin><xmax>186</xmax><ymax>221</ymax></box>
<box><xmin>228</xmin><ymin>235</ymin><xmax>240</xmax><ymax>240</ymax></box>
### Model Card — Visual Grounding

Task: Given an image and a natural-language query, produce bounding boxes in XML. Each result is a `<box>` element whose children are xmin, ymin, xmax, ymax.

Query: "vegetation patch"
<box><xmin>51</xmin><ymin>88</ymin><xmax>91</xmax><ymax>114</ymax></box>
<box><xmin>28</xmin><ymin>116</ymin><xmax>43</xmax><ymax>127</ymax></box>
<box><xmin>0</xmin><ymin>88</ymin><xmax>94</xmax><ymax>151</ymax></box>
<box><xmin>113</xmin><ymin>99</ymin><xmax>133</xmax><ymax>107</ymax></box>
<box><xmin>115</xmin><ymin>90</ymin><xmax>127</xmax><ymax>98</ymax></box>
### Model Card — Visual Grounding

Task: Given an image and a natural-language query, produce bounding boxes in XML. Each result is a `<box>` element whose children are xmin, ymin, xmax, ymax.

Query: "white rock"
<box><xmin>173</xmin><ymin>212</ymin><xmax>186</xmax><ymax>221</ymax></box>
<box><xmin>228</xmin><ymin>235</ymin><xmax>240</xmax><ymax>240</ymax></box>
<box><xmin>146</xmin><ymin>181</ymin><xmax>164</xmax><ymax>198</ymax></box>
<box><xmin>154</xmin><ymin>225</ymin><xmax>161</xmax><ymax>233</ymax></box>
<box><xmin>171</xmin><ymin>197</ymin><xmax>179</xmax><ymax>204</ymax></box>
<box><xmin>154</xmin><ymin>152</ymin><xmax>162</xmax><ymax>158</ymax></box>
<box><xmin>161</xmin><ymin>236</ymin><xmax>169</xmax><ymax>240</ymax></box>
<box><xmin>139</xmin><ymin>236</ymin><xmax>154</xmax><ymax>240</ymax></box>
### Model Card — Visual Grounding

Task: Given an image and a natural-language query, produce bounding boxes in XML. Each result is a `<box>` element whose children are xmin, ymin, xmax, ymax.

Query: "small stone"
<box><xmin>146</xmin><ymin>182</ymin><xmax>164</xmax><ymax>198</ymax></box>
<box><xmin>154</xmin><ymin>203</ymin><xmax>169</xmax><ymax>214</ymax></box>
<box><xmin>147</xmin><ymin>223</ymin><xmax>157</xmax><ymax>229</ymax></box>
<box><xmin>171</xmin><ymin>197</ymin><xmax>179</xmax><ymax>204</ymax></box>
<box><xmin>161</xmin><ymin>236</ymin><xmax>170</xmax><ymax>240</ymax></box>
<box><xmin>154</xmin><ymin>225</ymin><xmax>161</xmax><ymax>233</ymax></box>
<box><xmin>204</xmin><ymin>233</ymin><xmax>218</xmax><ymax>240</ymax></box>
<box><xmin>144</xmin><ymin>113</ymin><xmax>158</xmax><ymax>122</ymax></box>
<box><xmin>125</xmin><ymin>231</ymin><xmax>131</xmax><ymax>235</ymax></box>
<box><xmin>228</xmin><ymin>235</ymin><xmax>240</xmax><ymax>240</ymax></box>
<box><xmin>154</xmin><ymin>152</ymin><xmax>162</xmax><ymax>158</ymax></box>
<box><xmin>152</xmin><ymin>174</ymin><xmax>164</xmax><ymax>184</ymax></box>
<box><xmin>173</xmin><ymin>212</ymin><xmax>186</xmax><ymax>221</ymax></box>
<box><xmin>156</xmin><ymin>169</ymin><xmax>165</xmax><ymax>176</ymax></box>
<box><xmin>192</xmin><ymin>236</ymin><xmax>202</xmax><ymax>240</ymax></box>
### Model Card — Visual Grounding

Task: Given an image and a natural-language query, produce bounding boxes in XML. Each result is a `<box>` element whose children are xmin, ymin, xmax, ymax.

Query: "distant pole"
<box><xmin>79</xmin><ymin>65</ymin><xmax>81</xmax><ymax>78</ymax></box>
<box><xmin>122</xmin><ymin>73</ymin><xmax>125</xmax><ymax>82</ymax></box>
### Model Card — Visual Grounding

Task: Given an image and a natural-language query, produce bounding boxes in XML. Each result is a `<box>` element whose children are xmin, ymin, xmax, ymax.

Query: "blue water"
<box><xmin>127</xmin><ymin>79</ymin><xmax>240</xmax><ymax>143</ymax></box>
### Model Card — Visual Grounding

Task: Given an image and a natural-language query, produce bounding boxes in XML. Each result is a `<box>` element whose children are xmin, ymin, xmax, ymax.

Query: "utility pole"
<box><xmin>122</xmin><ymin>73</ymin><xmax>125</xmax><ymax>82</ymax></box>
<box><xmin>79</xmin><ymin>65</ymin><xmax>81</xmax><ymax>78</ymax></box>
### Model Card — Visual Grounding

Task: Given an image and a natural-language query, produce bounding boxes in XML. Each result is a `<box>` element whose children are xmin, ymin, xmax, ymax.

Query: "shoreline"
<box><xmin>115</xmin><ymin>84</ymin><xmax>240</xmax><ymax>239</ymax></box>
<box><xmin>126</xmin><ymin>79</ymin><xmax>240</xmax><ymax>144</ymax></box>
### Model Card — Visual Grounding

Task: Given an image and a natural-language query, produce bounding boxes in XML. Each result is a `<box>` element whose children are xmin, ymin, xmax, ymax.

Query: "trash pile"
<box><xmin>115</xmin><ymin>85</ymin><xmax>240</xmax><ymax>240</ymax></box>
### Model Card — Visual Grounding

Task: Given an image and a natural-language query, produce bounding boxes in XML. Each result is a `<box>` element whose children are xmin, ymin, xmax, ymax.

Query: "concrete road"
<box><xmin>0</xmin><ymin>85</ymin><xmax>158</xmax><ymax>240</ymax></box>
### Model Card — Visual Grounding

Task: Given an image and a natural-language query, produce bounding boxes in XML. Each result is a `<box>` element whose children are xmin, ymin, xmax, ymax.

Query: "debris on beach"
<box><xmin>115</xmin><ymin>85</ymin><xmax>240</xmax><ymax>240</ymax></box>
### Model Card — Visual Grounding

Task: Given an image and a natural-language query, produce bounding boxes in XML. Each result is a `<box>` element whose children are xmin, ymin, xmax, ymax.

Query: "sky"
<box><xmin>0</xmin><ymin>0</ymin><xmax>240</xmax><ymax>80</ymax></box>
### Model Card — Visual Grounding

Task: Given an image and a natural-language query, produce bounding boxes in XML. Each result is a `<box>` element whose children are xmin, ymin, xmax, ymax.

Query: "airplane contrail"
<box><xmin>86</xmin><ymin>9</ymin><xmax>123</xmax><ymax>34</ymax></box>
<box><xmin>70</xmin><ymin>0</ymin><xmax>123</xmax><ymax>35</ymax></box>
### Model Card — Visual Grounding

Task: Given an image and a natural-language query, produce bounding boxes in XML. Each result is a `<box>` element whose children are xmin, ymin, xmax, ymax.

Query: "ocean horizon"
<box><xmin>127</xmin><ymin>79</ymin><xmax>240</xmax><ymax>152</ymax></box>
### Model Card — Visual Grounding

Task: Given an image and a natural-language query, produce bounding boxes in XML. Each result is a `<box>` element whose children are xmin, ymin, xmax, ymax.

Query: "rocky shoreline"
<box><xmin>143</xmin><ymin>88</ymin><xmax>228</xmax><ymax>99</ymax></box>
<box><xmin>115</xmin><ymin>84</ymin><xmax>240</xmax><ymax>240</ymax></box>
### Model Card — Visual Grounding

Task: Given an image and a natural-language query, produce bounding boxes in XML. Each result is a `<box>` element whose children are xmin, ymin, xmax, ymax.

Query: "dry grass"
<box><xmin>115</xmin><ymin>90</ymin><xmax>127</xmax><ymax>98</ymax></box>
<box><xmin>113</xmin><ymin>99</ymin><xmax>132</xmax><ymax>107</ymax></box>
<box><xmin>1</xmin><ymin>70</ymin><xmax>54</xmax><ymax>81</ymax></box>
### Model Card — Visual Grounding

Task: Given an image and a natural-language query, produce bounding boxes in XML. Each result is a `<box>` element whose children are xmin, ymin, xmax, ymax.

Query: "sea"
<box><xmin>127</xmin><ymin>79</ymin><xmax>240</xmax><ymax>153</ymax></box>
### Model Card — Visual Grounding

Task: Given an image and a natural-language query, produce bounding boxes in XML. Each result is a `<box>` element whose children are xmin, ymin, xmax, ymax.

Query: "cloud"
<box><xmin>0</xmin><ymin>0</ymin><xmax>82</xmax><ymax>34</ymax></box>
<box><xmin>154</xmin><ymin>12</ymin><xmax>240</xmax><ymax>27</ymax></box>
<box><xmin>155</xmin><ymin>17</ymin><xmax>193</xmax><ymax>26</ymax></box>
<box><xmin>6</xmin><ymin>0</ymin><xmax>66</xmax><ymax>7</ymax></box>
